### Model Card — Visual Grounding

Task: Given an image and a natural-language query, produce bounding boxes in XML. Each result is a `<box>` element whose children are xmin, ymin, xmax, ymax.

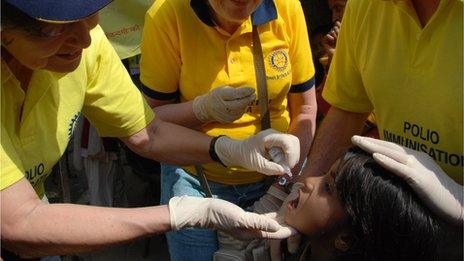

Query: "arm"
<box><xmin>286</xmin><ymin>87</ymin><xmax>317</xmax><ymax>175</ymax></box>
<box><xmin>143</xmin><ymin>86</ymin><xmax>256</xmax><ymax>129</ymax></box>
<box><xmin>2</xmin><ymin>179</ymin><xmax>286</xmax><ymax>258</ymax></box>
<box><xmin>121</xmin><ymin>116</ymin><xmax>212</xmax><ymax>165</ymax></box>
<box><xmin>144</xmin><ymin>95</ymin><xmax>204</xmax><ymax>129</ymax></box>
<box><xmin>121</xmin><ymin>117</ymin><xmax>300</xmax><ymax>176</ymax></box>
<box><xmin>299</xmin><ymin>106</ymin><xmax>368</xmax><ymax>179</ymax></box>
<box><xmin>1</xmin><ymin>178</ymin><xmax>171</xmax><ymax>257</ymax></box>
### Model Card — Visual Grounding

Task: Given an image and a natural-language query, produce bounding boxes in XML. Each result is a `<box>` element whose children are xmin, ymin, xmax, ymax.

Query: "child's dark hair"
<box><xmin>335</xmin><ymin>146</ymin><xmax>440</xmax><ymax>261</ymax></box>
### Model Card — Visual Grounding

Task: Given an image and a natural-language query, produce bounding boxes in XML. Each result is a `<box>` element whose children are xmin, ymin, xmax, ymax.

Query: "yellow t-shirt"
<box><xmin>140</xmin><ymin>0</ymin><xmax>315</xmax><ymax>184</ymax></box>
<box><xmin>323</xmin><ymin>0</ymin><xmax>463</xmax><ymax>183</ymax></box>
<box><xmin>1</xmin><ymin>25</ymin><xmax>155</xmax><ymax>197</ymax></box>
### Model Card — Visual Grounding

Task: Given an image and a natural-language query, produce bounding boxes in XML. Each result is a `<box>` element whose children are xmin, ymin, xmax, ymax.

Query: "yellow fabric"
<box><xmin>323</xmin><ymin>0</ymin><xmax>463</xmax><ymax>184</ymax></box>
<box><xmin>140</xmin><ymin>0</ymin><xmax>314</xmax><ymax>184</ymax></box>
<box><xmin>0</xmin><ymin>25</ymin><xmax>155</xmax><ymax>197</ymax></box>
<box><xmin>99</xmin><ymin>0</ymin><xmax>153</xmax><ymax>59</ymax></box>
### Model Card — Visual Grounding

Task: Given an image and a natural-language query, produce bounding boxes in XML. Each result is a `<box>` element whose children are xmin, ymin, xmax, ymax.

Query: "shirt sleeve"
<box><xmin>287</xmin><ymin>0</ymin><xmax>315</xmax><ymax>92</ymax></box>
<box><xmin>322</xmin><ymin>0</ymin><xmax>373</xmax><ymax>113</ymax></box>
<box><xmin>139</xmin><ymin>2</ymin><xmax>181</xmax><ymax>99</ymax></box>
<box><xmin>82</xmin><ymin>26</ymin><xmax>155</xmax><ymax>137</ymax></box>
<box><xmin>1</xmin><ymin>125</ymin><xmax>25</xmax><ymax>191</ymax></box>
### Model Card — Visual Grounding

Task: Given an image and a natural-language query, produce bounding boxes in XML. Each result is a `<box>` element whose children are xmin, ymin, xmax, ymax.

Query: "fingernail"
<box><xmin>373</xmin><ymin>153</ymin><xmax>386</xmax><ymax>162</ymax></box>
<box><xmin>351</xmin><ymin>135</ymin><xmax>361</xmax><ymax>143</ymax></box>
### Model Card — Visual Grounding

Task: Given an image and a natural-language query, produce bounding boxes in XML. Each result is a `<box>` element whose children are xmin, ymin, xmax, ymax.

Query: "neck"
<box><xmin>208</xmin><ymin>6</ymin><xmax>242</xmax><ymax>34</ymax></box>
<box><xmin>2</xmin><ymin>48</ymin><xmax>33</xmax><ymax>92</ymax></box>
<box><xmin>410</xmin><ymin>0</ymin><xmax>440</xmax><ymax>27</ymax></box>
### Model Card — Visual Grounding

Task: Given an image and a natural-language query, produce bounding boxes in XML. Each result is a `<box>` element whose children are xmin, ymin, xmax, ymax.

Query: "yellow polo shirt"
<box><xmin>323</xmin><ymin>0</ymin><xmax>463</xmax><ymax>183</ymax></box>
<box><xmin>1</xmin><ymin>25</ymin><xmax>155</xmax><ymax>197</ymax></box>
<box><xmin>140</xmin><ymin>0</ymin><xmax>315</xmax><ymax>184</ymax></box>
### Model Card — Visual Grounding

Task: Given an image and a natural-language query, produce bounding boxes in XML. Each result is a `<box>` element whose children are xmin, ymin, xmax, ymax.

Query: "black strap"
<box><xmin>252</xmin><ymin>25</ymin><xmax>271</xmax><ymax>130</ymax></box>
<box><xmin>196</xmin><ymin>25</ymin><xmax>271</xmax><ymax>198</ymax></box>
<box><xmin>195</xmin><ymin>165</ymin><xmax>213</xmax><ymax>198</ymax></box>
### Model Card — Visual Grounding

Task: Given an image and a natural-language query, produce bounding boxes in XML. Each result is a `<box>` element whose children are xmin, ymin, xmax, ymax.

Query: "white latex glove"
<box><xmin>193</xmin><ymin>86</ymin><xmax>256</xmax><ymax>124</ymax></box>
<box><xmin>268</xmin><ymin>183</ymin><xmax>305</xmax><ymax>261</ymax></box>
<box><xmin>215</xmin><ymin>129</ymin><xmax>300</xmax><ymax>176</ymax></box>
<box><xmin>169</xmin><ymin>196</ymin><xmax>284</xmax><ymax>240</ymax></box>
<box><xmin>352</xmin><ymin>135</ymin><xmax>464</xmax><ymax>225</ymax></box>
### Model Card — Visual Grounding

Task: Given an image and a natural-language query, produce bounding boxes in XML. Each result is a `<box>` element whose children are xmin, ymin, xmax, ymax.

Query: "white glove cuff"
<box><xmin>192</xmin><ymin>95</ymin><xmax>210</xmax><ymax>123</ymax></box>
<box><xmin>214</xmin><ymin>136</ymin><xmax>237</xmax><ymax>167</ymax></box>
<box><xmin>168</xmin><ymin>196</ymin><xmax>181</xmax><ymax>231</ymax></box>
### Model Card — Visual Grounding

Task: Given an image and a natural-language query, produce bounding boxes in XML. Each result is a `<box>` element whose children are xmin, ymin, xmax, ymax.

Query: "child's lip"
<box><xmin>286</xmin><ymin>191</ymin><xmax>300</xmax><ymax>211</ymax></box>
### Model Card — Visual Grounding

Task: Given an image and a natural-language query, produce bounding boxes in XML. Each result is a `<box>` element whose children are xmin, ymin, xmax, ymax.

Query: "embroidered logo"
<box><xmin>68</xmin><ymin>113</ymin><xmax>80</xmax><ymax>137</ymax></box>
<box><xmin>269</xmin><ymin>49</ymin><xmax>289</xmax><ymax>72</ymax></box>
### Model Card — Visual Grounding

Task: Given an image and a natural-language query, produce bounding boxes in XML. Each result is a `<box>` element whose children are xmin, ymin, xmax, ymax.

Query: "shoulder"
<box><xmin>343</xmin><ymin>0</ymin><xmax>388</xmax><ymax>26</ymax></box>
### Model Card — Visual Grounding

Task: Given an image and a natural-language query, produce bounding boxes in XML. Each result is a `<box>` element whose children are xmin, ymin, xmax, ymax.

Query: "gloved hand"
<box><xmin>267</xmin><ymin>183</ymin><xmax>304</xmax><ymax>261</ymax></box>
<box><xmin>193</xmin><ymin>86</ymin><xmax>256</xmax><ymax>124</ymax></box>
<box><xmin>215</xmin><ymin>129</ymin><xmax>300</xmax><ymax>176</ymax></box>
<box><xmin>169</xmin><ymin>196</ymin><xmax>286</xmax><ymax>240</ymax></box>
<box><xmin>252</xmin><ymin>185</ymin><xmax>298</xmax><ymax>240</ymax></box>
<box><xmin>352</xmin><ymin>135</ymin><xmax>463</xmax><ymax>225</ymax></box>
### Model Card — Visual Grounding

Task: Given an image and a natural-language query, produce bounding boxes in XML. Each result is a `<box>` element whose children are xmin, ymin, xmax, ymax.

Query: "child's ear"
<box><xmin>334</xmin><ymin>232</ymin><xmax>352</xmax><ymax>252</ymax></box>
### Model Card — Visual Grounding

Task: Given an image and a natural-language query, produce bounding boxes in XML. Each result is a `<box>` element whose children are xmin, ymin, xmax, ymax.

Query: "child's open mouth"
<box><xmin>287</xmin><ymin>192</ymin><xmax>300</xmax><ymax>210</ymax></box>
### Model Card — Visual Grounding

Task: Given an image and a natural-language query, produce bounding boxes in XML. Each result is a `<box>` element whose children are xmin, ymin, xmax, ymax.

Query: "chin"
<box><xmin>284</xmin><ymin>213</ymin><xmax>295</xmax><ymax>227</ymax></box>
<box><xmin>46</xmin><ymin>57</ymin><xmax>82</xmax><ymax>73</ymax></box>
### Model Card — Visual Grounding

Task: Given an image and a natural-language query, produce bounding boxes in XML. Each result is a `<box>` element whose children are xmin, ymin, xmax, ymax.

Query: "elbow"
<box><xmin>122</xmin><ymin>118</ymin><xmax>162</xmax><ymax>160</ymax></box>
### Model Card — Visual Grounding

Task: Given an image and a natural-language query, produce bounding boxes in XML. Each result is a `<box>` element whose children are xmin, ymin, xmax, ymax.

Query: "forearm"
<box><xmin>145</xmin><ymin>95</ymin><xmax>203</xmax><ymax>129</ymax></box>
<box><xmin>287</xmin><ymin>106</ymin><xmax>317</xmax><ymax>175</ymax></box>
<box><xmin>6</xmin><ymin>204</ymin><xmax>170</xmax><ymax>257</ymax></box>
<box><xmin>122</xmin><ymin>118</ymin><xmax>213</xmax><ymax>165</ymax></box>
<box><xmin>1</xmin><ymin>181</ymin><xmax>171</xmax><ymax>257</ymax></box>
<box><xmin>287</xmin><ymin>90</ymin><xmax>317</xmax><ymax>175</ymax></box>
<box><xmin>153</xmin><ymin>101</ymin><xmax>203</xmax><ymax>130</ymax></box>
<box><xmin>299</xmin><ymin>107</ymin><xmax>368</xmax><ymax>179</ymax></box>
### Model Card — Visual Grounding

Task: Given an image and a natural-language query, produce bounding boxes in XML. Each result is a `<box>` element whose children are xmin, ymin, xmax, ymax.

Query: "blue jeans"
<box><xmin>160</xmin><ymin>164</ymin><xmax>267</xmax><ymax>261</ymax></box>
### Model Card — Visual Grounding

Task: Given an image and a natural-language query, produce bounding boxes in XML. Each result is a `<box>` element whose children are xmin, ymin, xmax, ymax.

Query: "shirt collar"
<box><xmin>251</xmin><ymin>0</ymin><xmax>277</xmax><ymax>25</ymax></box>
<box><xmin>1</xmin><ymin>59</ymin><xmax>14</xmax><ymax>85</ymax></box>
<box><xmin>190</xmin><ymin>0</ymin><xmax>277</xmax><ymax>27</ymax></box>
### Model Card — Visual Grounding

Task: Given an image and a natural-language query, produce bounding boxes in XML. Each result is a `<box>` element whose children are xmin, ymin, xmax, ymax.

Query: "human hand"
<box><xmin>352</xmin><ymin>135</ymin><xmax>463</xmax><ymax>225</ymax></box>
<box><xmin>268</xmin><ymin>183</ymin><xmax>305</xmax><ymax>261</ymax></box>
<box><xmin>322</xmin><ymin>21</ymin><xmax>341</xmax><ymax>59</ymax></box>
<box><xmin>193</xmin><ymin>86</ymin><xmax>256</xmax><ymax>124</ymax></box>
<box><xmin>169</xmin><ymin>196</ymin><xmax>286</xmax><ymax>239</ymax></box>
<box><xmin>215</xmin><ymin>129</ymin><xmax>300</xmax><ymax>176</ymax></box>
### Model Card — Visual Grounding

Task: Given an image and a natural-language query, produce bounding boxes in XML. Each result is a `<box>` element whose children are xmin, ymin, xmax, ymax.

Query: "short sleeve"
<box><xmin>139</xmin><ymin>2</ymin><xmax>181</xmax><ymax>99</ymax></box>
<box><xmin>322</xmin><ymin>0</ymin><xmax>373</xmax><ymax>113</ymax></box>
<box><xmin>82</xmin><ymin>26</ymin><xmax>155</xmax><ymax>137</ymax></box>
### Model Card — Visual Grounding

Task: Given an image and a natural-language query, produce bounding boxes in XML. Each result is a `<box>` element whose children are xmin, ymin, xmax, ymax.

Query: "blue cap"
<box><xmin>4</xmin><ymin>0</ymin><xmax>113</xmax><ymax>23</ymax></box>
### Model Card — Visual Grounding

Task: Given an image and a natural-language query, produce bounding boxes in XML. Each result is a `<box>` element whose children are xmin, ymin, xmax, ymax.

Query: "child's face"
<box><xmin>285</xmin><ymin>161</ymin><xmax>347</xmax><ymax>237</ymax></box>
<box><xmin>327</xmin><ymin>0</ymin><xmax>347</xmax><ymax>22</ymax></box>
